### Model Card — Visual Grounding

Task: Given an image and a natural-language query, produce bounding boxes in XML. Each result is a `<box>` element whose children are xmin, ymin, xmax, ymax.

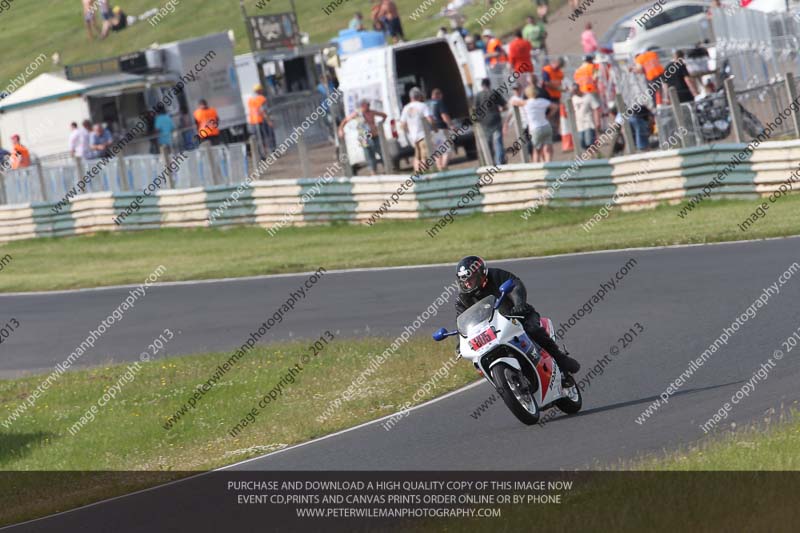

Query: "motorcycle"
<box><xmin>432</xmin><ymin>279</ymin><xmax>582</xmax><ymax>425</ymax></box>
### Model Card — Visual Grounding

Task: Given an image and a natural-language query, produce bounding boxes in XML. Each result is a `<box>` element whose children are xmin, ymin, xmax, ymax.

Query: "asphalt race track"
<box><xmin>3</xmin><ymin>237</ymin><xmax>800</xmax><ymax>530</ymax></box>
<box><xmin>3</xmin><ymin>237</ymin><xmax>799</xmax><ymax>470</ymax></box>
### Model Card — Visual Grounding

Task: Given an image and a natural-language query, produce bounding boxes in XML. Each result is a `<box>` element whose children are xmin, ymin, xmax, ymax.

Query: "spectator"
<box><xmin>465</xmin><ymin>35</ymin><xmax>477</xmax><ymax>51</ymax></box>
<box><xmin>541</xmin><ymin>57</ymin><xmax>565</xmax><ymax>103</ymax></box>
<box><xmin>581</xmin><ymin>22</ymin><xmax>598</xmax><ymax>54</ymax></box>
<box><xmin>378</xmin><ymin>0</ymin><xmax>404</xmax><ymax>42</ymax></box>
<box><xmin>399</xmin><ymin>87</ymin><xmax>434</xmax><ymax>173</ymax></box>
<box><xmin>370</xmin><ymin>0</ymin><xmax>384</xmax><ymax>32</ymax></box>
<box><xmin>349</xmin><ymin>11</ymin><xmax>365</xmax><ymax>31</ymax></box>
<box><xmin>482</xmin><ymin>29</ymin><xmax>507</xmax><ymax>67</ymax></box>
<box><xmin>511</xmin><ymin>84</ymin><xmax>558</xmax><ymax>163</ymax></box>
<box><xmin>473</xmin><ymin>32</ymin><xmax>486</xmax><ymax>52</ymax></box>
<box><xmin>664</xmin><ymin>50</ymin><xmax>698</xmax><ymax>104</ymax></box>
<box><xmin>247</xmin><ymin>84</ymin><xmax>274</xmax><ymax>159</ymax></box>
<box><xmin>536</xmin><ymin>0</ymin><xmax>550</xmax><ymax>23</ymax></box>
<box><xmin>437</xmin><ymin>26</ymin><xmax>448</xmax><ymax>38</ymax></box>
<box><xmin>633</xmin><ymin>48</ymin><xmax>666</xmax><ymax>106</ymax></box>
<box><xmin>628</xmin><ymin>104</ymin><xmax>654</xmax><ymax>151</ymax></box>
<box><xmin>571</xmin><ymin>84</ymin><xmax>601</xmax><ymax>151</ymax></box>
<box><xmin>522</xmin><ymin>15</ymin><xmax>547</xmax><ymax>65</ymax></box>
<box><xmin>88</xmin><ymin>124</ymin><xmax>113</xmax><ymax>160</ymax></box>
<box><xmin>193</xmin><ymin>99</ymin><xmax>221</xmax><ymax>146</ymax></box>
<box><xmin>503</xmin><ymin>84</ymin><xmax>533</xmax><ymax>157</ymax></box>
<box><xmin>98</xmin><ymin>0</ymin><xmax>114</xmax><ymax>39</ymax></box>
<box><xmin>508</xmin><ymin>30</ymin><xmax>534</xmax><ymax>84</ymax></box>
<box><xmin>109</xmin><ymin>6</ymin><xmax>129</xmax><ymax>32</ymax></box>
<box><xmin>0</xmin><ymin>145</ymin><xmax>10</xmax><ymax>171</ymax></box>
<box><xmin>338</xmin><ymin>99</ymin><xmax>387</xmax><ymax>176</ymax></box>
<box><xmin>83</xmin><ymin>0</ymin><xmax>98</xmax><ymax>39</ymax></box>
<box><xmin>9</xmin><ymin>135</ymin><xmax>31</xmax><ymax>169</ymax></box>
<box><xmin>68</xmin><ymin>121</ymin><xmax>90</xmax><ymax>159</ymax></box>
<box><xmin>428</xmin><ymin>88</ymin><xmax>454</xmax><ymax>171</ymax></box>
<box><xmin>474</xmin><ymin>78</ymin><xmax>508</xmax><ymax>166</ymax></box>
<box><xmin>573</xmin><ymin>54</ymin><xmax>599</xmax><ymax>97</ymax></box>
<box><xmin>154</xmin><ymin>104</ymin><xmax>175</xmax><ymax>151</ymax></box>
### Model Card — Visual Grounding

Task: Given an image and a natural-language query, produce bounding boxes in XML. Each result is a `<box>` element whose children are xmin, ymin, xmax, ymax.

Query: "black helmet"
<box><xmin>456</xmin><ymin>256</ymin><xmax>488</xmax><ymax>294</ymax></box>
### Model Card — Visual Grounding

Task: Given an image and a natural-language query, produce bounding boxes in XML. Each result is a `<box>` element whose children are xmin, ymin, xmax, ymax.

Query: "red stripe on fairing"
<box><xmin>536</xmin><ymin>317</ymin><xmax>554</xmax><ymax>401</ymax></box>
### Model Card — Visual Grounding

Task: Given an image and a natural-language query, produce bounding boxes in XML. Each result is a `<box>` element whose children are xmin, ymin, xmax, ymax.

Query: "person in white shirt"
<box><xmin>68</xmin><ymin>120</ymin><xmax>91</xmax><ymax>159</ymax></box>
<box><xmin>503</xmin><ymin>84</ymin><xmax>533</xmax><ymax>157</ymax></box>
<box><xmin>511</xmin><ymin>82</ymin><xmax>558</xmax><ymax>163</ymax></box>
<box><xmin>399</xmin><ymin>87</ymin><xmax>434</xmax><ymax>173</ymax></box>
<box><xmin>570</xmin><ymin>83</ymin><xmax>601</xmax><ymax>151</ymax></box>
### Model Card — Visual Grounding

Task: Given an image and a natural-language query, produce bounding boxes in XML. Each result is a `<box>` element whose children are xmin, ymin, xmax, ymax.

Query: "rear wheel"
<box><xmin>555</xmin><ymin>375</ymin><xmax>582</xmax><ymax>414</ymax></box>
<box><xmin>490</xmin><ymin>363</ymin><xmax>540</xmax><ymax>425</ymax></box>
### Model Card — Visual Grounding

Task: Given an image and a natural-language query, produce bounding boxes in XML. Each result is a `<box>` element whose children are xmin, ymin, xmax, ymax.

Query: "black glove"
<box><xmin>510</xmin><ymin>305</ymin><xmax>528</xmax><ymax>316</ymax></box>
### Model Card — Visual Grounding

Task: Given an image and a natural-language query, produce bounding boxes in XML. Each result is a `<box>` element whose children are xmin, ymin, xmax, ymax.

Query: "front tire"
<box><xmin>490</xmin><ymin>363</ymin><xmax>540</xmax><ymax>425</ymax></box>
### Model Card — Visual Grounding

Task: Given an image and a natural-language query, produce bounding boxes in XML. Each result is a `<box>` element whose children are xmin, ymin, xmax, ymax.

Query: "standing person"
<box><xmin>541</xmin><ymin>57</ymin><xmax>565</xmax><ymax>103</ymax></box>
<box><xmin>581</xmin><ymin>22</ymin><xmax>598</xmax><ymax>54</ymax></box>
<box><xmin>154</xmin><ymin>105</ymin><xmax>175</xmax><ymax>151</ymax></box>
<box><xmin>370</xmin><ymin>0</ymin><xmax>384</xmax><ymax>31</ymax></box>
<box><xmin>473</xmin><ymin>32</ymin><xmax>486</xmax><ymax>52</ymax></box>
<box><xmin>664</xmin><ymin>50</ymin><xmax>698</xmax><ymax>104</ymax></box>
<box><xmin>428</xmin><ymin>88</ymin><xmax>454</xmax><ymax>171</ymax></box>
<box><xmin>571</xmin><ymin>84</ymin><xmax>601</xmax><ymax>151</ymax></box>
<box><xmin>508</xmin><ymin>30</ymin><xmax>534</xmax><ymax>86</ymax></box>
<box><xmin>83</xmin><ymin>0</ymin><xmax>98</xmax><ymax>39</ymax></box>
<box><xmin>9</xmin><ymin>135</ymin><xmax>31</xmax><ymax>169</ymax></box>
<box><xmin>511</xmin><ymin>84</ymin><xmax>558</xmax><ymax>163</ymax></box>
<box><xmin>247</xmin><ymin>84</ymin><xmax>274</xmax><ymax>159</ymax></box>
<box><xmin>573</xmin><ymin>54</ymin><xmax>599</xmax><ymax>97</ymax></box>
<box><xmin>399</xmin><ymin>87</ymin><xmax>434</xmax><ymax>173</ymax></box>
<box><xmin>378</xmin><ymin>0</ymin><xmax>404</xmax><ymax>42</ymax></box>
<box><xmin>628</xmin><ymin>104</ymin><xmax>654</xmax><ymax>152</ymax></box>
<box><xmin>0</xmin><ymin>144</ymin><xmax>10</xmax><ymax>171</ymax></box>
<box><xmin>474</xmin><ymin>78</ymin><xmax>508</xmax><ymax>166</ymax></box>
<box><xmin>193</xmin><ymin>99</ymin><xmax>221</xmax><ymax>146</ymax></box>
<box><xmin>536</xmin><ymin>0</ymin><xmax>550</xmax><ymax>23</ymax></box>
<box><xmin>68</xmin><ymin>122</ymin><xmax>89</xmax><ymax>159</ymax></box>
<box><xmin>503</xmin><ymin>84</ymin><xmax>533</xmax><ymax>158</ymax></box>
<box><xmin>522</xmin><ymin>15</ymin><xmax>547</xmax><ymax>66</ymax></box>
<box><xmin>482</xmin><ymin>29</ymin><xmax>508</xmax><ymax>67</ymax></box>
<box><xmin>633</xmin><ymin>48</ymin><xmax>666</xmax><ymax>106</ymax></box>
<box><xmin>338</xmin><ymin>99</ymin><xmax>387</xmax><ymax>175</ymax></box>
<box><xmin>88</xmin><ymin>124</ymin><xmax>113</xmax><ymax>160</ymax></box>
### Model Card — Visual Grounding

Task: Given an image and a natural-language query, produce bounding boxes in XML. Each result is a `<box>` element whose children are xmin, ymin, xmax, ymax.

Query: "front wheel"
<box><xmin>490</xmin><ymin>363</ymin><xmax>540</xmax><ymax>425</ymax></box>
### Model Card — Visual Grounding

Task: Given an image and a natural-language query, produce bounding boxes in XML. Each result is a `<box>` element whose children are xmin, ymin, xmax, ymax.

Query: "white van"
<box><xmin>336</xmin><ymin>36</ymin><xmax>477</xmax><ymax>172</ymax></box>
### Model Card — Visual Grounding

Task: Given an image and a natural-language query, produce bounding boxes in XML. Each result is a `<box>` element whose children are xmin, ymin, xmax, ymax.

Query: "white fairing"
<box><xmin>458</xmin><ymin>305</ymin><xmax>566</xmax><ymax>407</ymax></box>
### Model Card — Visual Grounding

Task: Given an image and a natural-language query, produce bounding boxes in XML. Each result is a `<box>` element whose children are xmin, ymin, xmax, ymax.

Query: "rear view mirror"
<box><xmin>499</xmin><ymin>279</ymin><xmax>515</xmax><ymax>293</ymax></box>
<box><xmin>432</xmin><ymin>328</ymin><xmax>449</xmax><ymax>342</ymax></box>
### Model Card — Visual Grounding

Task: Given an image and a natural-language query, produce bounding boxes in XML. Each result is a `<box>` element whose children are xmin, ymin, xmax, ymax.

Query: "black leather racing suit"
<box><xmin>455</xmin><ymin>267</ymin><xmax>579</xmax><ymax>373</ymax></box>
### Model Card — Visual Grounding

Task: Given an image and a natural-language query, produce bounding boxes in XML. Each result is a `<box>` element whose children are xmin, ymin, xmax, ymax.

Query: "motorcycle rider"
<box><xmin>454</xmin><ymin>256</ymin><xmax>581</xmax><ymax>374</ymax></box>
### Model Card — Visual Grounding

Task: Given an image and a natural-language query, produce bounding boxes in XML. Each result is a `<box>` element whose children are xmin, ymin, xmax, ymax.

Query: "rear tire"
<box><xmin>555</xmin><ymin>375</ymin><xmax>582</xmax><ymax>414</ymax></box>
<box><xmin>490</xmin><ymin>363</ymin><xmax>540</xmax><ymax>425</ymax></box>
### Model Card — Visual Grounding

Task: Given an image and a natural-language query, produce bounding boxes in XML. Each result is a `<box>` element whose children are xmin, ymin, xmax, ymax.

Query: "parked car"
<box><xmin>605</xmin><ymin>1</ymin><xmax>712</xmax><ymax>56</ymax></box>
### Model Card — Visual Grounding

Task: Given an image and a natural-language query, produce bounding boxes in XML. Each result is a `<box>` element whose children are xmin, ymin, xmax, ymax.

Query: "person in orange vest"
<box><xmin>541</xmin><ymin>57</ymin><xmax>565</xmax><ymax>103</ymax></box>
<box><xmin>9</xmin><ymin>135</ymin><xmax>31</xmax><ymax>170</ymax></box>
<box><xmin>247</xmin><ymin>84</ymin><xmax>275</xmax><ymax>159</ymax></box>
<box><xmin>193</xmin><ymin>99</ymin><xmax>221</xmax><ymax>146</ymax></box>
<box><xmin>481</xmin><ymin>29</ymin><xmax>508</xmax><ymax>67</ymax></box>
<box><xmin>633</xmin><ymin>48</ymin><xmax>666</xmax><ymax>106</ymax></box>
<box><xmin>573</xmin><ymin>55</ymin><xmax>599</xmax><ymax>96</ymax></box>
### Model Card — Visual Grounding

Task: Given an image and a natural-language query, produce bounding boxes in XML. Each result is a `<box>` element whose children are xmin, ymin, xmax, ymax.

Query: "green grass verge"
<box><xmin>3</xmin><ymin>196</ymin><xmax>800</xmax><ymax>292</ymax></box>
<box><xmin>0</xmin><ymin>335</ymin><xmax>474</xmax><ymax>471</ymax></box>
<box><xmin>0</xmin><ymin>0</ymin><xmax>559</xmax><ymax>93</ymax></box>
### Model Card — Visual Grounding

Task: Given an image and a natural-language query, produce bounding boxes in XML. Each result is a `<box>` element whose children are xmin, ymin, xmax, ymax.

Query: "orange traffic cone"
<box><xmin>560</xmin><ymin>104</ymin><xmax>574</xmax><ymax>152</ymax></box>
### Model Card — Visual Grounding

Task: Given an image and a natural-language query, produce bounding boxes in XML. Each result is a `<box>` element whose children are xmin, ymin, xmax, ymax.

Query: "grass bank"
<box><xmin>3</xmin><ymin>197</ymin><xmax>800</xmax><ymax>292</ymax></box>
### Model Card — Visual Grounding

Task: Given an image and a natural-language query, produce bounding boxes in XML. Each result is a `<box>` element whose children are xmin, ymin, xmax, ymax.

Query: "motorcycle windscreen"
<box><xmin>457</xmin><ymin>295</ymin><xmax>496</xmax><ymax>335</ymax></box>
